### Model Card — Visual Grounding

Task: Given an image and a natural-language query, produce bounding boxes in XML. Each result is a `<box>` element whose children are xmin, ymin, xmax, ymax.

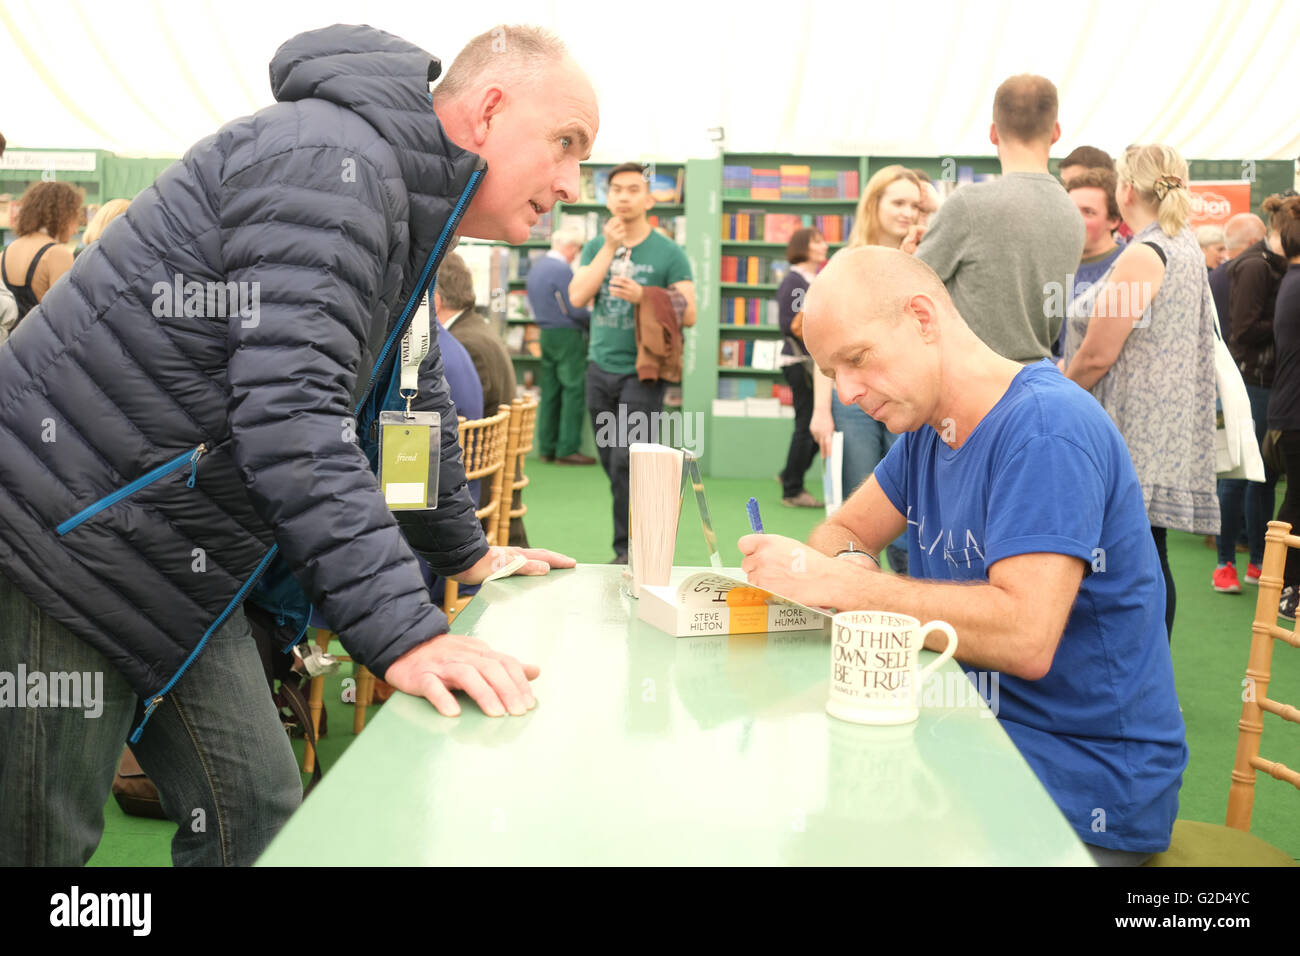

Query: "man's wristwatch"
<box><xmin>833</xmin><ymin>542</ymin><xmax>881</xmax><ymax>568</ymax></box>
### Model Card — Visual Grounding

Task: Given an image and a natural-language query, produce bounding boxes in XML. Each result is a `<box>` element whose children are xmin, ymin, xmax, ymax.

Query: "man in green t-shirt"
<box><xmin>570</xmin><ymin>162</ymin><xmax>696</xmax><ymax>561</ymax></box>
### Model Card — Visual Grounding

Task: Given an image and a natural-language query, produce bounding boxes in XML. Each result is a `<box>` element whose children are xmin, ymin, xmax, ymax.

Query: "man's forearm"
<box><xmin>570</xmin><ymin>246</ymin><xmax>614</xmax><ymax>308</ymax></box>
<box><xmin>808</xmin><ymin>517</ymin><xmax>866</xmax><ymax>557</ymax></box>
<box><xmin>828</xmin><ymin>565</ymin><xmax>1049</xmax><ymax>680</ymax></box>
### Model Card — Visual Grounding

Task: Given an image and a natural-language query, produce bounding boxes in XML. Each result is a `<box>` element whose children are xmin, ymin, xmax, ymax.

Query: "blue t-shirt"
<box><xmin>874</xmin><ymin>361</ymin><xmax>1187</xmax><ymax>852</ymax></box>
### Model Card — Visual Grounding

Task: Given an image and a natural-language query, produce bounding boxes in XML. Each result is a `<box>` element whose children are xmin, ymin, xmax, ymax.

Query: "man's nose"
<box><xmin>554</xmin><ymin>163</ymin><xmax>579</xmax><ymax>204</ymax></box>
<box><xmin>835</xmin><ymin>371</ymin><xmax>865</xmax><ymax>406</ymax></box>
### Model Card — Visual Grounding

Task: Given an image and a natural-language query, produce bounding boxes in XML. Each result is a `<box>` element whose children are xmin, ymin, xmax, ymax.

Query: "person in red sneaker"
<box><xmin>1212</xmin><ymin>563</ymin><xmax>1242</xmax><ymax>593</ymax></box>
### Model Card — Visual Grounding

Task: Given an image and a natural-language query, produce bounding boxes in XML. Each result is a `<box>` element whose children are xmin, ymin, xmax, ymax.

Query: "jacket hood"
<box><xmin>269</xmin><ymin>24</ymin><xmax>483</xmax><ymax>287</ymax></box>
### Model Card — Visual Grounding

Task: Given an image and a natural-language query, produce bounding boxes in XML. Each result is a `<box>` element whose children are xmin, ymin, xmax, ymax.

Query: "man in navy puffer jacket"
<box><xmin>0</xmin><ymin>23</ymin><xmax>596</xmax><ymax>865</ymax></box>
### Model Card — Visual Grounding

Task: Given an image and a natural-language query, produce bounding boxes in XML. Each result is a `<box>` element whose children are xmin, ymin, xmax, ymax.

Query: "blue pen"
<box><xmin>746</xmin><ymin>497</ymin><xmax>765</xmax><ymax>533</ymax></box>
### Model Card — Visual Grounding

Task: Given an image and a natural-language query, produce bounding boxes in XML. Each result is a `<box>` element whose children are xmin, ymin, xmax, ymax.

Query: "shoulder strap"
<box><xmin>2</xmin><ymin>242</ymin><xmax>57</xmax><ymax>288</ymax></box>
<box><xmin>26</xmin><ymin>242</ymin><xmax>57</xmax><ymax>285</ymax></box>
<box><xmin>1140</xmin><ymin>240</ymin><xmax>1167</xmax><ymax>267</ymax></box>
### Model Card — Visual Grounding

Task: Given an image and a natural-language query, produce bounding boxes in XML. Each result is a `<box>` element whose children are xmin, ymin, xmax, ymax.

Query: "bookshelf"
<box><xmin>692</xmin><ymin>153</ymin><xmax>864</xmax><ymax>478</ymax></box>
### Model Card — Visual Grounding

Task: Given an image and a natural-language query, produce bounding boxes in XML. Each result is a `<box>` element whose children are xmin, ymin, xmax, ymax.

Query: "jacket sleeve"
<box><xmin>220</xmin><ymin>144</ymin><xmax>466</xmax><ymax>679</ymax></box>
<box><xmin>405</xmin><ymin>328</ymin><xmax>492</xmax><ymax>570</ymax></box>
<box><xmin>1227</xmin><ymin>257</ymin><xmax>1274</xmax><ymax>350</ymax></box>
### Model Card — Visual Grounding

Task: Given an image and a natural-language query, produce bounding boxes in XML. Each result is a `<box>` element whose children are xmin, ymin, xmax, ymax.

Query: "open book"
<box><xmin>638</xmin><ymin>571</ymin><xmax>830</xmax><ymax>637</ymax></box>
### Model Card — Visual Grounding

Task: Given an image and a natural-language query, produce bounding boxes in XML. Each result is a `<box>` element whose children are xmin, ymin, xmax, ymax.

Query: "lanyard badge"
<box><xmin>378</xmin><ymin>295</ymin><xmax>441</xmax><ymax>511</ymax></box>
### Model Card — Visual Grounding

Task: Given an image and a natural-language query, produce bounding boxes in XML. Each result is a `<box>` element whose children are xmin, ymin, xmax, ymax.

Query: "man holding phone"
<box><xmin>570</xmin><ymin>163</ymin><xmax>696</xmax><ymax>562</ymax></box>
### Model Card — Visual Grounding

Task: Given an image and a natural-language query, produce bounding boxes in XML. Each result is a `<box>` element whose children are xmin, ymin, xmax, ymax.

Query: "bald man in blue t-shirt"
<box><xmin>739</xmin><ymin>247</ymin><xmax>1187</xmax><ymax>866</ymax></box>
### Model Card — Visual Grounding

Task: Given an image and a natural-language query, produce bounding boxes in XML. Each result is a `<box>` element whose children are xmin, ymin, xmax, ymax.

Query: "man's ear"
<box><xmin>989</xmin><ymin>123</ymin><xmax>1000</xmax><ymax>147</ymax></box>
<box><xmin>470</xmin><ymin>85</ymin><xmax>507</xmax><ymax>145</ymax></box>
<box><xmin>1048</xmin><ymin>120</ymin><xmax>1061</xmax><ymax>147</ymax></box>
<box><xmin>433</xmin><ymin>290</ymin><xmax>444</xmax><ymax>313</ymax></box>
<box><xmin>908</xmin><ymin>294</ymin><xmax>942</xmax><ymax>341</ymax></box>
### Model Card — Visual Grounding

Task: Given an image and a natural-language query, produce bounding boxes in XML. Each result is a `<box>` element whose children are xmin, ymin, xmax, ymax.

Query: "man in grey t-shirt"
<box><xmin>917</xmin><ymin>74</ymin><xmax>1085</xmax><ymax>363</ymax></box>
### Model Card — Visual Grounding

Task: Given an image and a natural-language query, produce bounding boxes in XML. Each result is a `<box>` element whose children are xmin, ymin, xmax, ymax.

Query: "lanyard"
<box><xmin>398</xmin><ymin>295</ymin><xmax>434</xmax><ymax>412</ymax></box>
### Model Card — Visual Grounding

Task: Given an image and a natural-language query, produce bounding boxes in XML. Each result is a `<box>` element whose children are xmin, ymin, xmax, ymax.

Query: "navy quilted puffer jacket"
<box><xmin>0</xmin><ymin>24</ymin><xmax>491</xmax><ymax>725</ymax></box>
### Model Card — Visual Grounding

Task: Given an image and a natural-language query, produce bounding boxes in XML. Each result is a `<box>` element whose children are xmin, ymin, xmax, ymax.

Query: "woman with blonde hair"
<box><xmin>1063</xmin><ymin>144</ymin><xmax>1219</xmax><ymax>642</ymax></box>
<box><xmin>846</xmin><ymin>165</ymin><xmax>925</xmax><ymax>249</ymax></box>
<box><xmin>79</xmin><ymin>198</ymin><xmax>131</xmax><ymax>250</ymax></box>
<box><xmin>810</xmin><ymin>165</ymin><xmax>924</xmax><ymax>573</ymax></box>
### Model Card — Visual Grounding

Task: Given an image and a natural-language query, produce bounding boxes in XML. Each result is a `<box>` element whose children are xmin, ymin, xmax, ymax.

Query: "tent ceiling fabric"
<box><xmin>2</xmin><ymin>0</ymin><xmax>1297</xmax><ymax>162</ymax></box>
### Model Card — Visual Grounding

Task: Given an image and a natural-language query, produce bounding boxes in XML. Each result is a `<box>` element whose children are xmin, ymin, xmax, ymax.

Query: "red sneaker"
<box><xmin>1245</xmin><ymin>563</ymin><xmax>1262</xmax><ymax>586</ymax></box>
<box><xmin>1212</xmin><ymin>565</ymin><xmax>1242</xmax><ymax>594</ymax></box>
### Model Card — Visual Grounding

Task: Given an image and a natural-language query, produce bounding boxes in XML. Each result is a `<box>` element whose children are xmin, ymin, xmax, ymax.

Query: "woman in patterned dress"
<box><xmin>1062</xmin><ymin>144</ymin><xmax>1219</xmax><ymax>642</ymax></box>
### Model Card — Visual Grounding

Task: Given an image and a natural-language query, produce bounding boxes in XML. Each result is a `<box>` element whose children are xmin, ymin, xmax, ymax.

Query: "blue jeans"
<box><xmin>1216</xmin><ymin>384</ymin><xmax>1277</xmax><ymax>567</ymax></box>
<box><xmin>0</xmin><ymin>574</ymin><xmax>302</xmax><ymax>865</ymax></box>
<box><xmin>832</xmin><ymin>398</ymin><xmax>908</xmax><ymax>573</ymax></box>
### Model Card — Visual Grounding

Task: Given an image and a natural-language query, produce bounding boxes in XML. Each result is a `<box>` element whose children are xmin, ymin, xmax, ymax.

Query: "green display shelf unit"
<box><xmin>706</xmin><ymin>416</ymin><xmax>800</xmax><ymax>480</ymax></box>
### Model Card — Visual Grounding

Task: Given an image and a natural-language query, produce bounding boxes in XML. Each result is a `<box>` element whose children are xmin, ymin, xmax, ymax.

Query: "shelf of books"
<box><xmin>684</xmin><ymin>153</ymin><xmax>863</xmax><ymax>478</ymax></box>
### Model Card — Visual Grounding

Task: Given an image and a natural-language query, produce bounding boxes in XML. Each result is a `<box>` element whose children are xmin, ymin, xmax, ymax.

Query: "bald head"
<box><xmin>1224</xmin><ymin>213</ymin><xmax>1266</xmax><ymax>255</ymax></box>
<box><xmin>800</xmin><ymin>248</ymin><xmax>991</xmax><ymax>436</ymax></box>
<box><xmin>805</xmin><ymin>247</ymin><xmax>953</xmax><ymax>349</ymax></box>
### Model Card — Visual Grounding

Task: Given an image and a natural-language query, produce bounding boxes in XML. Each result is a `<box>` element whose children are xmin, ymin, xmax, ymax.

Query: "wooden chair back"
<box><xmin>442</xmin><ymin>406</ymin><xmax>511</xmax><ymax>624</ymax></box>
<box><xmin>493</xmin><ymin>396</ymin><xmax>539</xmax><ymax>547</ymax></box>
<box><xmin>1226</xmin><ymin>519</ymin><xmax>1300</xmax><ymax>830</ymax></box>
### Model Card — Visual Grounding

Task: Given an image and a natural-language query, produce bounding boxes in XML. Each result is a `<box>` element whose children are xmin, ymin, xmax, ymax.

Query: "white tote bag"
<box><xmin>1211</xmin><ymin>303</ymin><xmax>1265</xmax><ymax>481</ymax></box>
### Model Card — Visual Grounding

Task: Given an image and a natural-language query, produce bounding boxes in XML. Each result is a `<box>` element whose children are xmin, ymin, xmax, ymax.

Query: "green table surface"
<box><xmin>259</xmin><ymin>565</ymin><xmax>1094</xmax><ymax>866</ymax></box>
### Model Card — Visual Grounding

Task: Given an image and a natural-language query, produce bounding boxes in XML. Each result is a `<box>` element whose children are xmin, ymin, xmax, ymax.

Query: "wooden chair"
<box><xmin>494</xmin><ymin>396</ymin><xmax>539</xmax><ymax>547</ymax></box>
<box><xmin>302</xmin><ymin>629</ymin><xmax>375</xmax><ymax>774</ymax></box>
<box><xmin>442</xmin><ymin>405</ymin><xmax>512</xmax><ymax>625</ymax></box>
<box><xmin>1145</xmin><ymin>519</ymin><xmax>1299</xmax><ymax>866</ymax></box>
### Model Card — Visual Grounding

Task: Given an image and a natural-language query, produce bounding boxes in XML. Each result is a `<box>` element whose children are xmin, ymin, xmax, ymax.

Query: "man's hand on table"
<box><xmin>452</xmin><ymin>545</ymin><xmax>576</xmax><ymax>584</ymax></box>
<box><xmin>384</xmin><ymin>633</ymin><xmax>539</xmax><ymax>718</ymax></box>
<box><xmin>738</xmin><ymin>533</ymin><xmax>877</xmax><ymax>609</ymax></box>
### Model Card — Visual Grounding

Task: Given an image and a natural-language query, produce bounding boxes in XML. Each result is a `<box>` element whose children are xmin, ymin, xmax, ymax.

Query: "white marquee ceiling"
<box><xmin>2</xmin><ymin>0</ymin><xmax>1298</xmax><ymax>163</ymax></box>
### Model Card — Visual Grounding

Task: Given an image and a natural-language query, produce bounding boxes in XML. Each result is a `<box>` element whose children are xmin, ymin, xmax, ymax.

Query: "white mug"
<box><xmin>826</xmin><ymin>611</ymin><xmax>958</xmax><ymax>725</ymax></box>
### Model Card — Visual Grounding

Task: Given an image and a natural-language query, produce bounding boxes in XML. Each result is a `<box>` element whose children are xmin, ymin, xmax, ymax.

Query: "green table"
<box><xmin>258</xmin><ymin>565</ymin><xmax>1094</xmax><ymax>865</ymax></box>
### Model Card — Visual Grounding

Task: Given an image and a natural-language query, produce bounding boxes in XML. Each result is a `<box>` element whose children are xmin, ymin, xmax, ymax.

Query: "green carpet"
<box><xmin>87</xmin><ymin>460</ymin><xmax>1298</xmax><ymax>864</ymax></box>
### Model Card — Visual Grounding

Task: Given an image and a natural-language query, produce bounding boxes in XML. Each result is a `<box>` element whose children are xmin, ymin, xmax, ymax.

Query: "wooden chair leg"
<box><xmin>355</xmin><ymin>665</ymin><xmax>375</xmax><ymax>734</ymax></box>
<box><xmin>304</xmin><ymin>672</ymin><xmax>325</xmax><ymax>773</ymax></box>
<box><xmin>302</xmin><ymin>629</ymin><xmax>335</xmax><ymax>774</ymax></box>
<box><xmin>444</xmin><ymin>579</ymin><xmax>460</xmax><ymax>626</ymax></box>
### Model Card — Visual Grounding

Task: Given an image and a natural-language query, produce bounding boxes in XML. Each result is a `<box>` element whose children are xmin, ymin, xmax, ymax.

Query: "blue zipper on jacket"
<box><xmin>128</xmin><ymin>165</ymin><xmax>486</xmax><ymax>743</ymax></box>
<box><xmin>353</xmin><ymin>164</ymin><xmax>485</xmax><ymax>419</ymax></box>
<box><xmin>129</xmin><ymin>544</ymin><xmax>281</xmax><ymax>743</ymax></box>
<box><xmin>57</xmin><ymin>444</ymin><xmax>207</xmax><ymax>535</ymax></box>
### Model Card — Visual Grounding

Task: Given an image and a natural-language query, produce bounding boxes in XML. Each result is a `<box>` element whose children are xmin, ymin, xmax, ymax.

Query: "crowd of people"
<box><xmin>1</xmin><ymin>23</ymin><xmax>1296</xmax><ymax>871</ymax></box>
